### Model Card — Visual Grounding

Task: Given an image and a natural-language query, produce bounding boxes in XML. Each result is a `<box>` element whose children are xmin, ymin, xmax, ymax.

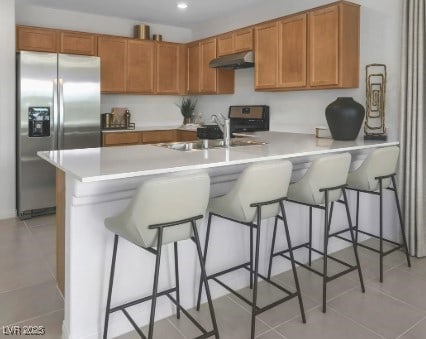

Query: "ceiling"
<box><xmin>15</xmin><ymin>0</ymin><xmax>267</xmax><ymax>28</ymax></box>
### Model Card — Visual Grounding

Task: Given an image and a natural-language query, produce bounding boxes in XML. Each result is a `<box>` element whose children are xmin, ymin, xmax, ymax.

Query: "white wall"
<box><xmin>0</xmin><ymin>0</ymin><xmax>16</xmax><ymax>219</ymax></box>
<box><xmin>16</xmin><ymin>4</ymin><xmax>193</xmax><ymax>128</ymax></box>
<box><xmin>192</xmin><ymin>0</ymin><xmax>403</xmax><ymax>138</ymax></box>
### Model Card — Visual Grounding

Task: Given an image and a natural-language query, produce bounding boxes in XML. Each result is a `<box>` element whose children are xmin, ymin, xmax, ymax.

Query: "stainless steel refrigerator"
<box><xmin>16</xmin><ymin>51</ymin><xmax>101</xmax><ymax>219</ymax></box>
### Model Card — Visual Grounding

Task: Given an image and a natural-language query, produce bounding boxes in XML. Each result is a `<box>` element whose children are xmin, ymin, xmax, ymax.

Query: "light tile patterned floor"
<box><xmin>0</xmin><ymin>215</ymin><xmax>426</xmax><ymax>338</ymax></box>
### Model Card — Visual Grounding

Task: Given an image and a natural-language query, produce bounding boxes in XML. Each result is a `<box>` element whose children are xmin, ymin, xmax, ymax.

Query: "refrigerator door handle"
<box><xmin>53</xmin><ymin>78</ymin><xmax>58</xmax><ymax>150</ymax></box>
<box><xmin>58</xmin><ymin>78</ymin><xmax>64</xmax><ymax>150</ymax></box>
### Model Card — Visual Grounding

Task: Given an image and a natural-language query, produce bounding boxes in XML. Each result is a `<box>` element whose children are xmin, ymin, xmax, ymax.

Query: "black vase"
<box><xmin>325</xmin><ymin>97</ymin><xmax>365</xmax><ymax>141</ymax></box>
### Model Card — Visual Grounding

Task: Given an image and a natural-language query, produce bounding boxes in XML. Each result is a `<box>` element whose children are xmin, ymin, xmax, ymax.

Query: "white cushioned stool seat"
<box><xmin>347</xmin><ymin>146</ymin><xmax>399</xmax><ymax>192</ymax></box>
<box><xmin>105</xmin><ymin>171</ymin><xmax>210</xmax><ymax>248</ymax></box>
<box><xmin>208</xmin><ymin>160</ymin><xmax>293</xmax><ymax>223</ymax></box>
<box><xmin>287</xmin><ymin>153</ymin><xmax>351</xmax><ymax>205</ymax></box>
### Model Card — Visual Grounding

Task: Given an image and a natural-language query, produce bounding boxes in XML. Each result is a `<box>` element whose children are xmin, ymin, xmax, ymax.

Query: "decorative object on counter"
<box><xmin>364</xmin><ymin>64</ymin><xmax>387</xmax><ymax>140</ymax></box>
<box><xmin>315</xmin><ymin>126</ymin><xmax>332</xmax><ymax>139</ymax></box>
<box><xmin>134</xmin><ymin>24</ymin><xmax>150</xmax><ymax>39</ymax></box>
<box><xmin>152</xmin><ymin>34</ymin><xmax>163</xmax><ymax>41</ymax></box>
<box><xmin>177</xmin><ymin>97</ymin><xmax>197</xmax><ymax>125</ymax></box>
<box><xmin>325</xmin><ymin>97</ymin><xmax>365</xmax><ymax>141</ymax></box>
<box><xmin>101</xmin><ymin>108</ymin><xmax>135</xmax><ymax>130</ymax></box>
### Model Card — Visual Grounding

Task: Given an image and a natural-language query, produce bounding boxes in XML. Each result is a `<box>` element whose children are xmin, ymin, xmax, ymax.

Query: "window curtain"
<box><xmin>399</xmin><ymin>0</ymin><xmax>425</xmax><ymax>257</ymax></box>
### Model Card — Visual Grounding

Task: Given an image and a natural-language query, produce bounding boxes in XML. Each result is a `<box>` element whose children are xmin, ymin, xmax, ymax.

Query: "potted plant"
<box><xmin>177</xmin><ymin>97</ymin><xmax>197</xmax><ymax>125</ymax></box>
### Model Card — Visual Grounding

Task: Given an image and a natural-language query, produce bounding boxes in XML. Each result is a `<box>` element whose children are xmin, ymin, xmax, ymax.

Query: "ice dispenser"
<box><xmin>28</xmin><ymin>107</ymin><xmax>50</xmax><ymax>137</ymax></box>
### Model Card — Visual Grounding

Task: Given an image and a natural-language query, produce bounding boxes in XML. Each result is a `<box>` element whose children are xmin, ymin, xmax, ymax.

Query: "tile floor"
<box><xmin>1</xmin><ymin>215</ymin><xmax>426</xmax><ymax>338</ymax></box>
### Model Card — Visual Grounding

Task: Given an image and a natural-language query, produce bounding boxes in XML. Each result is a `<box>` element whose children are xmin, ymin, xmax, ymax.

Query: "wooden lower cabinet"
<box><xmin>142</xmin><ymin>130</ymin><xmax>177</xmax><ymax>144</ymax></box>
<box><xmin>103</xmin><ymin>131</ymin><xmax>141</xmax><ymax>146</ymax></box>
<box><xmin>102</xmin><ymin>129</ymin><xmax>198</xmax><ymax>146</ymax></box>
<box><xmin>177</xmin><ymin>130</ymin><xmax>197</xmax><ymax>141</ymax></box>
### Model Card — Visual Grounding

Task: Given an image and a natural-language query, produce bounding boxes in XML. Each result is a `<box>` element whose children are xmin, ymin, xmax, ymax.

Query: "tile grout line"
<box><xmin>5</xmin><ymin>307</ymin><xmax>64</xmax><ymax>327</ymax></box>
<box><xmin>327</xmin><ymin>304</ymin><xmax>386</xmax><ymax>339</ymax></box>
<box><xmin>23</xmin><ymin>220</ymin><xmax>58</xmax><ymax>285</ymax></box>
<box><xmin>395</xmin><ymin>314</ymin><xmax>426</xmax><ymax>339</ymax></box>
<box><xmin>366</xmin><ymin>281</ymin><xmax>426</xmax><ymax>314</ymax></box>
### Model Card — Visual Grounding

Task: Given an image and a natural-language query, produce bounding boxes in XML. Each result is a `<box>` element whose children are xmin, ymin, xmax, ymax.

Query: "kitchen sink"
<box><xmin>155</xmin><ymin>138</ymin><xmax>268</xmax><ymax>151</ymax></box>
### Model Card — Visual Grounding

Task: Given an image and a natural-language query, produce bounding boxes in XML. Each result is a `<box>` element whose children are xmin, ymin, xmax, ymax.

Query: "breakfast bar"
<box><xmin>38</xmin><ymin>131</ymin><xmax>400</xmax><ymax>339</ymax></box>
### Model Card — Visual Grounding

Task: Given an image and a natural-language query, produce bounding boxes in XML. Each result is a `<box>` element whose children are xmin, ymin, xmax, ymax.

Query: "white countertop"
<box><xmin>38</xmin><ymin>132</ymin><xmax>399</xmax><ymax>183</ymax></box>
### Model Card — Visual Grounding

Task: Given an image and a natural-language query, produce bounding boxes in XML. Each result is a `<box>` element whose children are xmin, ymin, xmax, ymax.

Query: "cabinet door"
<box><xmin>142</xmin><ymin>130</ymin><xmax>177</xmax><ymax>144</ymax></box>
<box><xmin>127</xmin><ymin>39</ymin><xmax>155</xmax><ymax>93</ymax></box>
<box><xmin>177</xmin><ymin>130</ymin><xmax>197</xmax><ymax>142</ymax></box>
<box><xmin>254</xmin><ymin>22</ymin><xmax>278</xmax><ymax>89</ymax></box>
<box><xmin>234</xmin><ymin>28</ymin><xmax>253</xmax><ymax>53</ymax></box>
<box><xmin>278</xmin><ymin>14</ymin><xmax>307</xmax><ymax>88</ymax></box>
<box><xmin>98</xmin><ymin>36</ymin><xmax>127</xmax><ymax>93</ymax></box>
<box><xmin>59</xmin><ymin>31</ymin><xmax>97</xmax><ymax>56</ymax></box>
<box><xmin>17</xmin><ymin>26</ymin><xmax>57</xmax><ymax>52</ymax></box>
<box><xmin>309</xmin><ymin>5</ymin><xmax>339</xmax><ymax>87</ymax></box>
<box><xmin>102</xmin><ymin>132</ymin><xmax>141</xmax><ymax>146</ymax></box>
<box><xmin>156</xmin><ymin>42</ymin><xmax>180</xmax><ymax>94</ymax></box>
<box><xmin>200</xmin><ymin>38</ymin><xmax>217</xmax><ymax>93</ymax></box>
<box><xmin>187</xmin><ymin>43</ymin><xmax>200</xmax><ymax>93</ymax></box>
<box><xmin>217</xmin><ymin>33</ymin><xmax>234</xmax><ymax>56</ymax></box>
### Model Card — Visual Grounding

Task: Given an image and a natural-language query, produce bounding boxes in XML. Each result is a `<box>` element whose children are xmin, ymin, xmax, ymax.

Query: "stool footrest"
<box><xmin>110</xmin><ymin>287</ymin><xmax>176</xmax><ymax>313</ymax></box>
<box><xmin>332</xmin><ymin>228</ymin><xmax>405</xmax><ymax>256</ymax></box>
<box><xmin>208</xmin><ymin>263</ymin><xmax>299</xmax><ymax>312</ymax></box>
<box><xmin>122</xmin><ymin>309</ymin><xmax>147</xmax><ymax>339</ymax></box>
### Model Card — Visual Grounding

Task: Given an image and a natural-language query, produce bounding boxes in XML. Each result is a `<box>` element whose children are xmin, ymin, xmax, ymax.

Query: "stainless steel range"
<box><xmin>229</xmin><ymin>105</ymin><xmax>269</xmax><ymax>133</ymax></box>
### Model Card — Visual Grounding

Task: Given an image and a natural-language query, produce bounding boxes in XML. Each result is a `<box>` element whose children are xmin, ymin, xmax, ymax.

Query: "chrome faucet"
<box><xmin>211</xmin><ymin>113</ymin><xmax>231</xmax><ymax>147</ymax></box>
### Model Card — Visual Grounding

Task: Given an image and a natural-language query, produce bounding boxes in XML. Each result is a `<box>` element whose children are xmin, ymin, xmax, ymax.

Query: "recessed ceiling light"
<box><xmin>177</xmin><ymin>2</ymin><xmax>188</xmax><ymax>9</ymax></box>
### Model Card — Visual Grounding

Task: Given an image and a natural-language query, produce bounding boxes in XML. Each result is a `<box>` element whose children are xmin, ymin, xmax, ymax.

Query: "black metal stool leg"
<box><xmin>251</xmin><ymin>207</ymin><xmax>262</xmax><ymax>339</ymax></box>
<box><xmin>267</xmin><ymin>216</ymin><xmax>278</xmax><ymax>280</ymax></box>
<box><xmin>103</xmin><ymin>234</ymin><xmax>119</xmax><ymax>339</ymax></box>
<box><xmin>250</xmin><ymin>224</ymin><xmax>254</xmax><ymax>289</ymax></box>
<box><xmin>280</xmin><ymin>202</ymin><xmax>306</xmax><ymax>323</ymax></box>
<box><xmin>322</xmin><ymin>191</ymin><xmax>329</xmax><ymax>313</ymax></box>
<box><xmin>379</xmin><ymin>179</ymin><xmax>384</xmax><ymax>283</ymax></box>
<box><xmin>342</xmin><ymin>189</ymin><xmax>365</xmax><ymax>293</ymax></box>
<box><xmin>391</xmin><ymin>176</ymin><xmax>411</xmax><ymax>267</ymax></box>
<box><xmin>308</xmin><ymin>206</ymin><xmax>313</xmax><ymax>266</ymax></box>
<box><xmin>355</xmin><ymin>191</ymin><xmax>360</xmax><ymax>243</ymax></box>
<box><xmin>148</xmin><ymin>228</ymin><xmax>163</xmax><ymax>339</ymax></box>
<box><xmin>174</xmin><ymin>241</ymin><xmax>181</xmax><ymax>319</ymax></box>
<box><xmin>197</xmin><ymin>213</ymin><xmax>213</xmax><ymax>311</ymax></box>
<box><xmin>191</xmin><ymin>221</ymin><xmax>220</xmax><ymax>339</ymax></box>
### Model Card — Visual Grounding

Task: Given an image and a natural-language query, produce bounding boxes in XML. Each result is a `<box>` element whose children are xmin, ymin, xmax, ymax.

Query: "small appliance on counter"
<box><xmin>196</xmin><ymin>125</ymin><xmax>223</xmax><ymax>140</ymax></box>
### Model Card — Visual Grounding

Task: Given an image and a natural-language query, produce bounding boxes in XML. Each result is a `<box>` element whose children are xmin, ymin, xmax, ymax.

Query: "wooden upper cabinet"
<box><xmin>217</xmin><ymin>33</ymin><xmax>234</xmax><ymax>56</ymax></box>
<box><xmin>217</xmin><ymin>28</ymin><xmax>253</xmax><ymax>56</ymax></box>
<box><xmin>234</xmin><ymin>28</ymin><xmax>253</xmax><ymax>53</ymax></box>
<box><xmin>98</xmin><ymin>36</ymin><xmax>127</xmax><ymax>93</ymax></box>
<box><xmin>309</xmin><ymin>2</ymin><xmax>359</xmax><ymax>88</ymax></box>
<box><xmin>187</xmin><ymin>43</ymin><xmax>200</xmax><ymax>93</ymax></box>
<box><xmin>127</xmin><ymin>39</ymin><xmax>155</xmax><ymax>93</ymax></box>
<box><xmin>309</xmin><ymin>5</ymin><xmax>339</xmax><ymax>87</ymax></box>
<box><xmin>254</xmin><ymin>22</ymin><xmax>278</xmax><ymax>89</ymax></box>
<box><xmin>17</xmin><ymin>26</ymin><xmax>58</xmax><ymax>52</ymax></box>
<box><xmin>278</xmin><ymin>13</ymin><xmax>307</xmax><ymax>88</ymax></box>
<box><xmin>200</xmin><ymin>38</ymin><xmax>218</xmax><ymax>93</ymax></box>
<box><xmin>59</xmin><ymin>31</ymin><xmax>97</xmax><ymax>56</ymax></box>
<box><xmin>156</xmin><ymin>42</ymin><xmax>184</xmax><ymax>94</ymax></box>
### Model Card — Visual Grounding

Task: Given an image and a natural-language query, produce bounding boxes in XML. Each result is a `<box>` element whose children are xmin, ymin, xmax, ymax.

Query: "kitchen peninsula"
<box><xmin>38</xmin><ymin>131</ymin><xmax>398</xmax><ymax>339</ymax></box>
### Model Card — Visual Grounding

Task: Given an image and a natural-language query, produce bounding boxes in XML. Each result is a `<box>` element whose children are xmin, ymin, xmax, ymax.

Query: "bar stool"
<box><xmin>269</xmin><ymin>153</ymin><xmax>365</xmax><ymax>313</ymax></box>
<box><xmin>103</xmin><ymin>172</ymin><xmax>219</xmax><ymax>339</ymax></box>
<box><xmin>196</xmin><ymin>161</ymin><xmax>306</xmax><ymax>339</ymax></box>
<box><xmin>346</xmin><ymin>146</ymin><xmax>411</xmax><ymax>282</ymax></box>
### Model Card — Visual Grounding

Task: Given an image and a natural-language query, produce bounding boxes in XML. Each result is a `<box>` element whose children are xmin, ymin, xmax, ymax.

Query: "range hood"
<box><xmin>209</xmin><ymin>51</ymin><xmax>254</xmax><ymax>69</ymax></box>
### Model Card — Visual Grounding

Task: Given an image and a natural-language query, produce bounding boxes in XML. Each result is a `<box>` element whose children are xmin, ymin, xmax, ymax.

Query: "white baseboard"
<box><xmin>0</xmin><ymin>209</ymin><xmax>16</xmax><ymax>220</ymax></box>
